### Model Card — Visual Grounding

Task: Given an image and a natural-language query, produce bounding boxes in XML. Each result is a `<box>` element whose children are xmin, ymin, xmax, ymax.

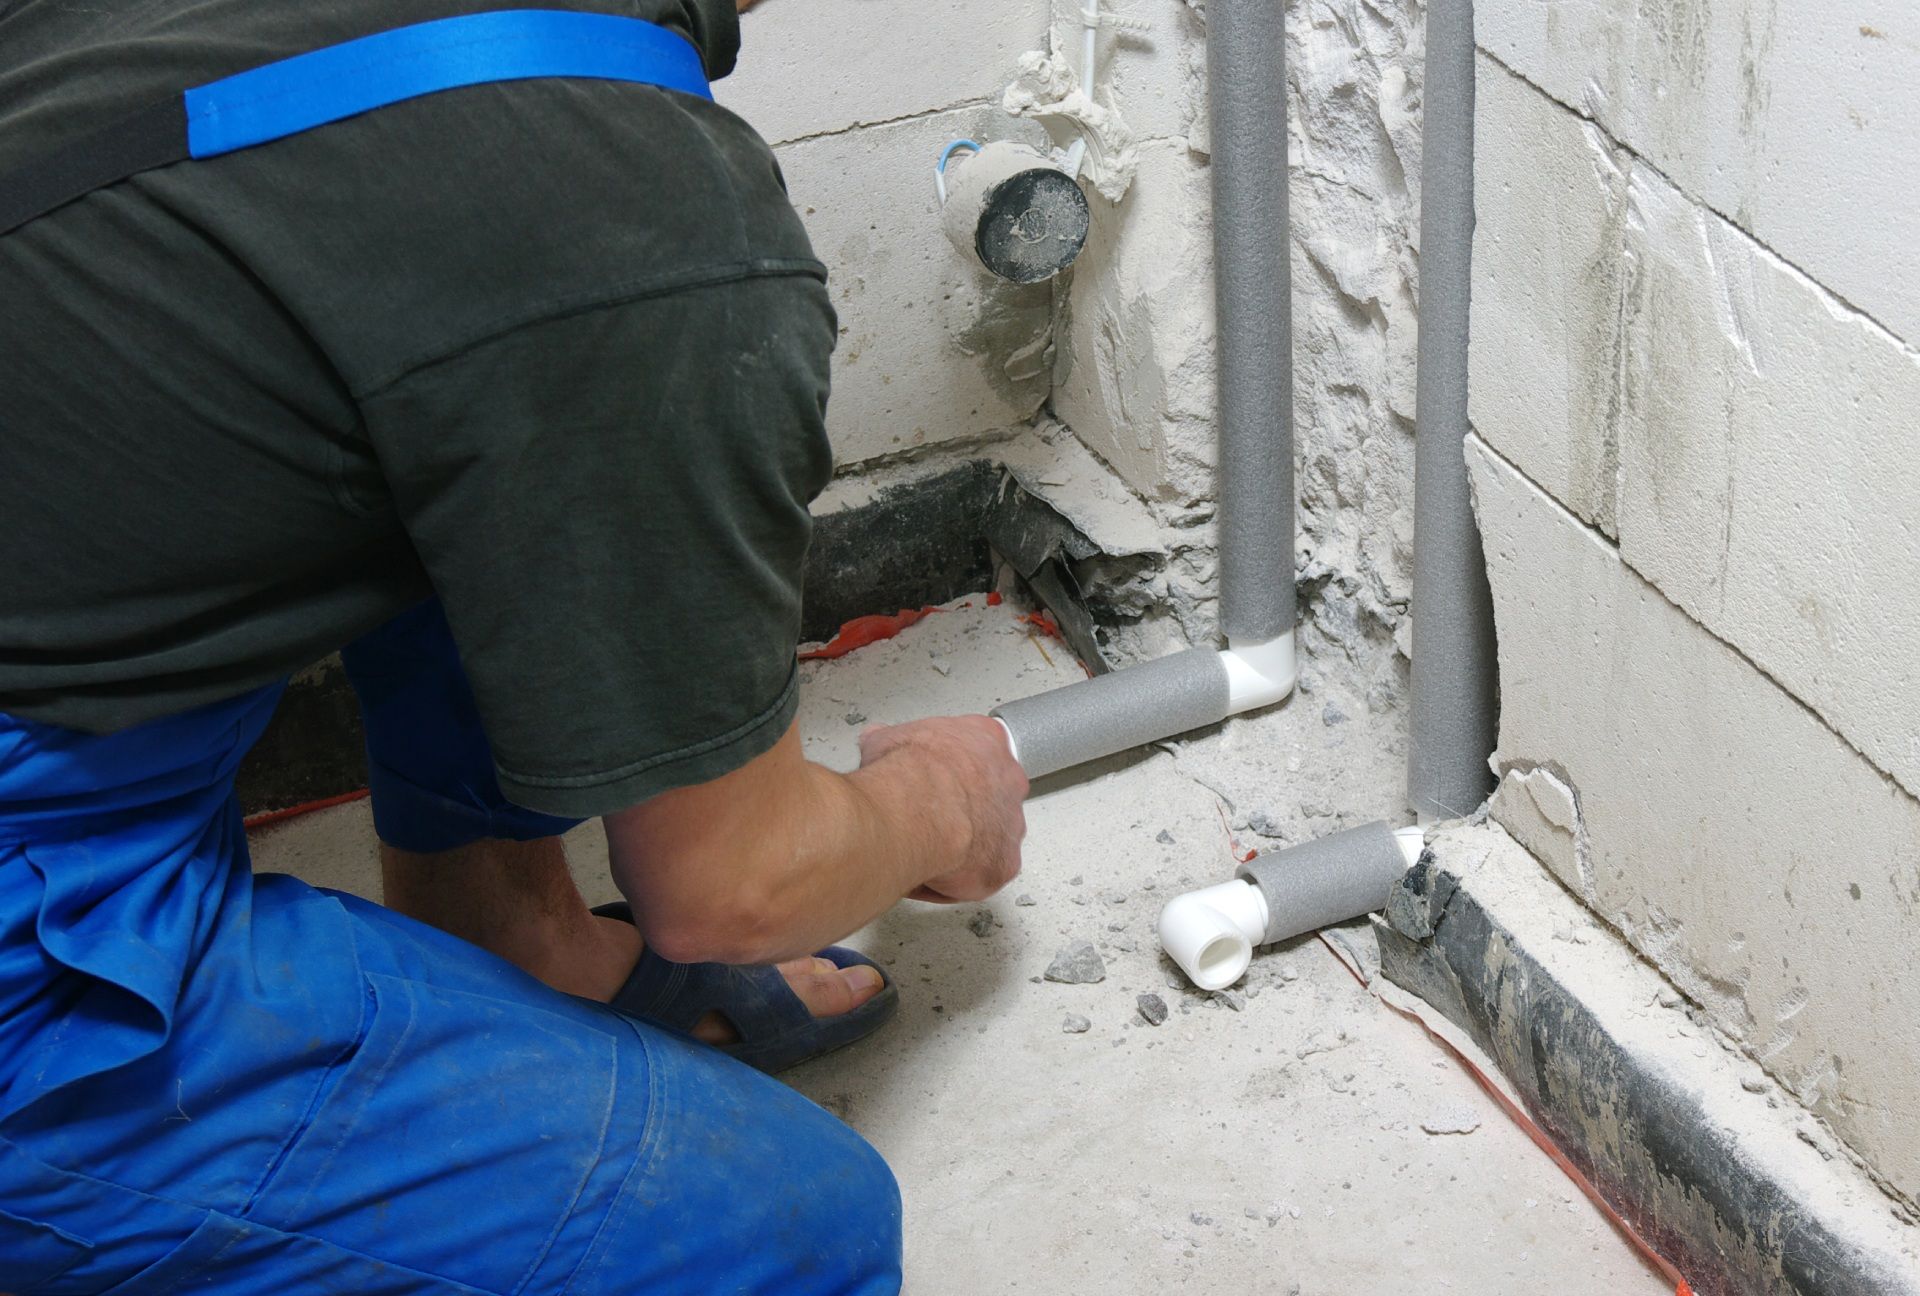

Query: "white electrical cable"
<box><xmin>1059</xmin><ymin>0</ymin><xmax>1100</xmax><ymax>178</ymax></box>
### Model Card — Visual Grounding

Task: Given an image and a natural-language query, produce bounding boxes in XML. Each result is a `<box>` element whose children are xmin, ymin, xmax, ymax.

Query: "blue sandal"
<box><xmin>593</xmin><ymin>903</ymin><xmax>899</xmax><ymax>1074</ymax></box>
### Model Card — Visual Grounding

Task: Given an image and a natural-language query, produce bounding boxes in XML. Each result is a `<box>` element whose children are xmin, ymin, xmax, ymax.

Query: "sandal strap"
<box><xmin>612</xmin><ymin>949</ymin><xmax>814</xmax><ymax>1039</ymax></box>
<box><xmin>593</xmin><ymin>901</ymin><xmax>898</xmax><ymax>1072</ymax></box>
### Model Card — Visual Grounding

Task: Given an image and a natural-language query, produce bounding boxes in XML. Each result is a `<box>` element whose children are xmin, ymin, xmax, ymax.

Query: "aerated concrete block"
<box><xmin>1477</xmin><ymin>0</ymin><xmax>1920</xmax><ymax>346</ymax></box>
<box><xmin>1469</xmin><ymin>55</ymin><xmax>1629</xmax><ymax>535</ymax></box>
<box><xmin>775</xmin><ymin>107</ymin><xmax>1052</xmax><ymax>467</ymax></box>
<box><xmin>717</xmin><ymin>0</ymin><xmax>1051</xmax><ymax>147</ymax></box>
<box><xmin>1615</xmin><ymin>164</ymin><xmax>1920</xmax><ymax>800</ymax></box>
<box><xmin>1470</xmin><ymin>432</ymin><xmax>1920</xmax><ymax>1203</ymax></box>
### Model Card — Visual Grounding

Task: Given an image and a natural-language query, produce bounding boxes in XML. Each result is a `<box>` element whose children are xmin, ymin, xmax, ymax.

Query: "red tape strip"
<box><xmin>242</xmin><ymin>787</ymin><xmax>369</xmax><ymax>831</ymax></box>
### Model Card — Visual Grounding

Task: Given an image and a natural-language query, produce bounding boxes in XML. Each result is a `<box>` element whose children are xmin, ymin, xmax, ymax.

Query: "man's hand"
<box><xmin>856</xmin><ymin>716</ymin><xmax>1027</xmax><ymax>903</ymax></box>
<box><xmin>605</xmin><ymin>713</ymin><xmax>1028</xmax><ymax>965</ymax></box>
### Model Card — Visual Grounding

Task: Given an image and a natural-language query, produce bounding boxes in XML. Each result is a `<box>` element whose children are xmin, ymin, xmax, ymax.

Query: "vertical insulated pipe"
<box><xmin>1207</xmin><ymin>0</ymin><xmax>1295</xmax><ymax>644</ymax></box>
<box><xmin>1407</xmin><ymin>0</ymin><xmax>1498</xmax><ymax>820</ymax></box>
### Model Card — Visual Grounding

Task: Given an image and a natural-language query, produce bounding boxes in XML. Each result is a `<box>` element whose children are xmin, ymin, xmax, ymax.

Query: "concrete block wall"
<box><xmin>718</xmin><ymin>1</ymin><xmax>1055</xmax><ymax>468</ymax></box>
<box><xmin>1469</xmin><ymin>3</ymin><xmax>1920</xmax><ymax>1204</ymax></box>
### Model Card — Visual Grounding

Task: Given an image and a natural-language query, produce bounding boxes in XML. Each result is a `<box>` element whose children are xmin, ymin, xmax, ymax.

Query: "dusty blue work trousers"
<box><xmin>0</xmin><ymin>626</ymin><xmax>902</xmax><ymax>1293</ymax></box>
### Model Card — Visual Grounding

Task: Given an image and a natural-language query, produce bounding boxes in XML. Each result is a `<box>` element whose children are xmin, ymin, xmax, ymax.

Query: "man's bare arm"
<box><xmin>603</xmin><ymin>714</ymin><xmax>1026</xmax><ymax>965</ymax></box>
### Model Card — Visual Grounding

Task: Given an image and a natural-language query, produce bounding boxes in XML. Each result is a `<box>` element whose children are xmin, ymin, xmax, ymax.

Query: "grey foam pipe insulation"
<box><xmin>1160</xmin><ymin>823</ymin><xmax>1426</xmax><ymax>991</ymax></box>
<box><xmin>1206</xmin><ymin>0</ymin><xmax>1295</xmax><ymax>644</ymax></box>
<box><xmin>1406</xmin><ymin>0</ymin><xmax>1498</xmax><ymax>820</ymax></box>
<box><xmin>1235</xmin><ymin>822</ymin><xmax>1411</xmax><ymax>947</ymax></box>
<box><xmin>990</xmin><ymin>649</ymin><xmax>1229</xmax><ymax>781</ymax></box>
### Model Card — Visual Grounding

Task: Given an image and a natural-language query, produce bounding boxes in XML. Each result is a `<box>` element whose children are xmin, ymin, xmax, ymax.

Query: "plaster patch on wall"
<box><xmin>1490</xmin><ymin>764</ymin><xmax>1591</xmax><ymax>899</ymax></box>
<box><xmin>1003</xmin><ymin>50</ymin><xmax>1141</xmax><ymax>202</ymax></box>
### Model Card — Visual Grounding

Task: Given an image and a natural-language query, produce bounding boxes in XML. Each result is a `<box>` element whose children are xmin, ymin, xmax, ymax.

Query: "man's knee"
<box><xmin>342</xmin><ymin>597</ymin><xmax>580</xmax><ymax>851</ymax></box>
<box><xmin>806</xmin><ymin>1118</ymin><xmax>904</xmax><ymax>1292</ymax></box>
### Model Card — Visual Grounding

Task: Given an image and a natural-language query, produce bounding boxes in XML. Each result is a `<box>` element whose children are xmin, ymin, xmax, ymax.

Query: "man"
<box><xmin>0</xmin><ymin>0</ymin><xmax>1028</xmax><ymax>1291</ymax></box>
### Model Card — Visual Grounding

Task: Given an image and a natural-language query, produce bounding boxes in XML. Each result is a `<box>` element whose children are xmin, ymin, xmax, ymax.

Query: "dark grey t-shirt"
<box><xmin>0</xmin><ymin>0</ymin><xmax>836</xmax><ymax>816</ymax></box>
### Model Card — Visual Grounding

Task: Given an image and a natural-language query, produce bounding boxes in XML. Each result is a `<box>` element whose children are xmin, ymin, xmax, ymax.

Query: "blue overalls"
<box><xmin>0</xmin><ymin>14</ymin><xmax>901</xmax><ymax>1294</ymax></box>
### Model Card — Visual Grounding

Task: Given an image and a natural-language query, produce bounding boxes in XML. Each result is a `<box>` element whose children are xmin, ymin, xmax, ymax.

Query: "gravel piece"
<box><xmin>1015</xmin><ymin>893</ymin><xmax>1037</xmax><ymax>907</ymax></box>
<box><xmin>967</xmin><ymin>910</ymin><xmax>995</xmax><ymax>938</ymax></box>
<box><xmin>1321</xmin><ymin>701</ymin><xmax>1349</xmax><ymax>726</ymax></box>
<box><xmin>1137</xmin><ymin>993</ymin><xmax>1169</xmax><ymax>1026</ymax></box>
<box><xmin>1111</xmin><ymin>936</ymin><xmax>1137</xmax><ymax>953</ymax></box>
<box><xmin>844</xmin><ymin>710</ymin><xmax>867</xmax><ymax>726</ymax></box>
<box><xmin>1421</xmin><ymin>1108</ymin><xmax>1483</xmax><ymax>1136</ymax></box>
<box><xmin>1155</xmin><ymin>829</ymin><xmax>1174</xmax><ymax>844</ymax></box>
<box><xmin>1069</xmin><ymin>874</ymin><xmax>1084</xmax><ymax>886</ymax></box>
<box><xmin>1243</xmin><ymin>1206</ymin><xmax>1261</xmax><ymax>1220</ymax></box>
<box><xmin>1061</xmin><ymin>1013</ymin><xmax>1092</xmax><ymax>1034</ymax></box>
<box><xmin>1213</xmin><ymin>990</ymin><xmax>1246</xmax><ymax>1012</ymax></box>
<box><xmin>1189</xmin><ymin>1211</ymin><xmax>1212</xmax><ymax>1226</ymax></box>
<box><xmin>1247</xmin><ymin>810</ymin><xmax>1288</xmax><ymax>837</ymax></box>
<box><xmin>1278</xmin><ymin>962</ymin><xmax>1301</xmax><ymax>983</ymax></box>
<box><xmin>1044</xmin><ymin>942</ymin><xmax>1107</xmax><ymax>985</ymax></box>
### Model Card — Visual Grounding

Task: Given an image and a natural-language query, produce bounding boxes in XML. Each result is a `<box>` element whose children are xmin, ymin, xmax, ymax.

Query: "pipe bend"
<box><xmin>1220</xmin><ymin>630</ymin><xmax>1297</xmax><ymax>714</ymax></box>
<box><xmin>1156</xmin><ymin>879</ymin><xmax>1269</xmax><ymax>991</ymax></box>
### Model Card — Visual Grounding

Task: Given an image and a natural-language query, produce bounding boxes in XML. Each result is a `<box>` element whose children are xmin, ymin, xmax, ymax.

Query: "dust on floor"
<box><xmin>253</xmin><ymin>597</ymin><xmax>1672</xmax><ymax>1295</ymax></box>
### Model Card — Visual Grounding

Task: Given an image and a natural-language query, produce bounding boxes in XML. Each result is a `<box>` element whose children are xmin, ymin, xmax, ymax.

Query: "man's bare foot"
<box><xmin>377</xmin><ymin>837</ymin><xmax>884</xmax><ymax>1040</ymax></box>
<box><xmin>690</xmin><ymin>952</ymin><xmax>887</xmax><ymax>1046</ymax></box>
<box><xmin>570</xmin><ymin>916</ymin><xmax>883</xmax><ymax>1045</ymax></box>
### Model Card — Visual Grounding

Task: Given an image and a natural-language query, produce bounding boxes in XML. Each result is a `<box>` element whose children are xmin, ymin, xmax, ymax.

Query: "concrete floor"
<box><xmin>253</xmin><ymin>598</ymin><xmax>1671</xmax><ymax>1295</ymax></box>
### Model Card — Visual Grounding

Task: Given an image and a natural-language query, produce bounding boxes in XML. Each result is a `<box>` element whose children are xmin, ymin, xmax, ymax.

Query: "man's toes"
<box><xmin>775</xmin><ymin>956</ymin><xmax>838</xmax><ymax>978</ymax></box>
<box><xmin>787</xmin><ymin>962</ymin><xmax>885</xmax><ymax>1019</ymax></box>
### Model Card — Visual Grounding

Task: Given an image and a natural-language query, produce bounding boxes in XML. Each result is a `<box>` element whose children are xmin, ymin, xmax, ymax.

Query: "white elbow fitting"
<box><xmin>1219</xmin><ymin>630</ymin><xmax>1297</xmax><ymax>714</ymax></box>
<box><xmin>1156</xmin><ymin>879</ymin><xmax>1270</xmax><ymax>991</ymax></box>
<box><xmin>1393</xmin><ymin>824</ymin><xmax>1427</xmax><ymax>865</ymax></box>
